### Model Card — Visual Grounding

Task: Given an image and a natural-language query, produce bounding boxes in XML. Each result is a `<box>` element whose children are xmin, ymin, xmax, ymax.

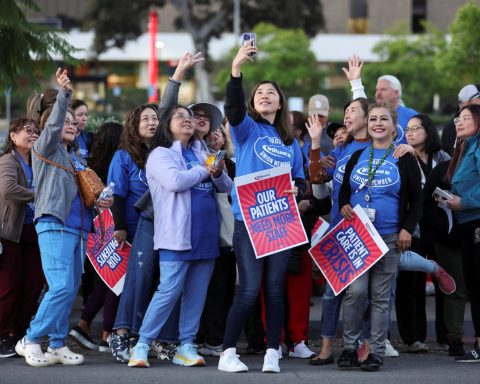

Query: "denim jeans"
<box><xmin>113</xmin><ymin>216</ymin><xmax>178</xmax><ymax>341</ymax></box>
<box><xmin>399</xmin><ymin>250</ymin><xmax>435</xmax><ymax>273</ymax></box>
<box><xmin>27</xmin><ymin>222</ymin><xmax>86</xmax><ymax>348</ymax></box>
<box><xmin>223</xmin><ymin>220</ymin><xmax>290</xmax><ymax>350</ymax></box>
<box><xmin>320</xmin><ymin>283</ymin><xmax>343</xmax><ymax>339</ymax></box>
<box><xmin>343</xmin><ymin>234</ymin><xmax>400</xmax><ymax>356</ymax></box>
<box><xmin>138</xmin><ymin>258</ymin><xmax>215</xmax><ymax>346</ymax></box>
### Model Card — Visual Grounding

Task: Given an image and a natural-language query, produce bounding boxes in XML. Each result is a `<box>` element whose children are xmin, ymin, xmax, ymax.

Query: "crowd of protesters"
<box><xmin>0</xmin><ymin>45</ymin><xmax>479</xmax><ymax>374</ymax></box>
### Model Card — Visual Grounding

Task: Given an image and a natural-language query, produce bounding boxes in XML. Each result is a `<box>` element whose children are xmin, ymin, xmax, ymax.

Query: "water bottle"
<box><xmin>98</xmin><ymin>182</ymin><xmax>115</xmax><ymax>202</ymax></box>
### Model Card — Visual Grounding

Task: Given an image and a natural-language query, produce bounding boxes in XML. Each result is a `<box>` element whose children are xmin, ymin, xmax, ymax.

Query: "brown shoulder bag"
<box><xmin>33</xmin><ymin>149</ymin><xmax>105</xmax><ymax>208</ymax></box>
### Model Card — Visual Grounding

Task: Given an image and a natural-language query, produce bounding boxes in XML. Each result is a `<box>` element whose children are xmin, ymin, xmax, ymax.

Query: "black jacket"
<box><xmin>338</xmin><ymin>148</ymin><xmax>423</xmax><ymax>235</ymax></box>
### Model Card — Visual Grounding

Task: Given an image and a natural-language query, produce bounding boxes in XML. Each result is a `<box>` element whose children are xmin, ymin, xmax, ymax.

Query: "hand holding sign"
<box><xmin>87</xmin><ymin>209</ymin><xmax>131</xmax><ymax>295</ymax></box>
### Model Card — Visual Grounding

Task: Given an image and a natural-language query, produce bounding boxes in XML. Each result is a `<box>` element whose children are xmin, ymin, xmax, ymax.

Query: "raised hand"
<box><xmin>55</xmin><ymin>68</ymin><xmax>70</xmax><ymax>92</ymax></box>
<box><xmin>232</xmin><ymin>42</ymin><xmax>257</xmax><ymax>77</ymax></box>
<box><xmin>342</xmin><ymin>54</ymin><xmax>363</xmax><ymax>81</ymax></box>
<box><xmin>305</xmin><ymin>114</ymin><xmax>324</xmax><ymax>148</ymax></box>
<box><xmin>172</xmin><ymin>52</ymin><xmax>205</xmax><ymax>81</ymax></box>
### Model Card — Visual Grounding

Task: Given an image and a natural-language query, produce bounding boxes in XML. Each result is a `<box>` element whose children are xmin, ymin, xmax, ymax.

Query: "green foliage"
<box><xmin>0</xmin><ymin>0</ymin><xmax>80</xmax><ymax>92</ymax></box>
<box><xmin>213</xmin><ymin>23</ymin><xmax>324</xmax><ymax>101</ymax></box>
<box><xmin>83</xmin><ymin>0</ymin><xmax>166</xmax><ymax>53</ymax></box>
<box><xmin>435</xmin><ymin>1</ymin><xmax>480</xmax><ymax>89</ymax></box>
<box><xmin>360</xmin><ymin>21</ymin><xmax>448</xmax><ymax>113</ymax></box>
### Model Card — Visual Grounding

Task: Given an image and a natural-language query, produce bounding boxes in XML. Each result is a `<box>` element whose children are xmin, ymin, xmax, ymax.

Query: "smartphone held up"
<box><xmin>241</xmin><ymin>32</ymin><xmax>257</xmax><ymax>58</ymax></box>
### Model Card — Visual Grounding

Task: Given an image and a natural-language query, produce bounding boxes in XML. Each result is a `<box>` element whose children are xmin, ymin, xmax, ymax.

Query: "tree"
<box><xmin>84</xmin><ymin>0</ymin><xmax>325</xmax><ymax>101</ymax></box>
<box><xmin>0</xmin><ymin>0</ymin><xmax>79</xmax><ymax>92</ymax></box>
<box><xmin>213</xmin><ymin>23</ymin><xmax>324</xmax><ymax>101</ymax></box>
<box><xmin>83</xmin><ymin>0</ymin><xmax>166</xmax><ymax>53</ymax></box>
<box><xmin>360</xmin><ymin>21</ymin><xmax>448</xmax><ymax>112</ymax></box>
<box><xmin>435</xmin><ymin>1</ymin><xmax>480</xmax><ymax>91</ymax></box>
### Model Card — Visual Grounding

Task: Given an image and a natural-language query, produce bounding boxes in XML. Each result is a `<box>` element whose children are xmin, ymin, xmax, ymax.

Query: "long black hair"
<box><xmin>409</xmin><ymin>114</ymin><xmax>442</xmax><ymax>155</ymax></box>
<box><xmin>88</xmin><ymin>121</ymin><xmax>124</xmax><ymax>183</ymax></box>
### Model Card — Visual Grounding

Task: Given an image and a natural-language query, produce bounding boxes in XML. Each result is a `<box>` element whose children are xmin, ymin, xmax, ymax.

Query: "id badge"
<box><xmin>363</xmin><ymin>207</ymin><xmax>376</xmax><ymax>222</ymax></box>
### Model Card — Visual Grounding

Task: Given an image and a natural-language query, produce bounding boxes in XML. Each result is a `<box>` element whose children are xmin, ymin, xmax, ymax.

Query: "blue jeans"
<box><xmin>321</xmin><ymin>283</ymin><xmax>343</xmax><ymax>339</ymax></box>
<box><xmin>399</xmin><ymin>250</ymin><xmax>434</xmax><ymax>273</ymax></box>
<box><xmin>113</xmin><ymin>216</ymin><xmax>178</xmax><ymax>341</ymax></box>
<box><xmin>223</xmin><ymin>220</ymin><xmax>290</xmax><ymax>350</ymax></box>
<box><xmin>138</xmin><ymin>258</ymin><xmax>215</xmax><ymax>346</ymax></box>
<box><xmin>27</xmin><ymin>222</ymin><xmax>86</xmax><ymax>348</ymax></box>
<box><xmin>343</xmin><ymin>234</ymin><xmax>400</xmax><ymax>355</ymax></box>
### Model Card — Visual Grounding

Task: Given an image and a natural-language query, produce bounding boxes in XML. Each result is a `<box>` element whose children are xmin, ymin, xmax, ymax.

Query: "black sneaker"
<box><xmin>361</xmin><ymin>353</ymin><xmax>383</xmax><ymax>372</ymax></box>
<box><xmin>455</xmin><ymin>346</ymin><xmax>480</xmax><ymax>362</ymax></box>
<box><xmin>108</xmin><ymin>332</ymin><xmax>131</xmax><ymax>363</ymax></box>
<box><xmin>449</xmin><ymin>340</ymin><xmax>465</xmax><ymax>357</ymax></box>
<box><xmin>98</xmin><ymin>340</ymin><xmax>111</xmax><ymax>353</ymax></box>
<box><xmin>69</xmin><ymin>326</ymin><xmax>98</xmax><ymax>350</ymax></box>
<box><xmin>246</xmin><ymin>345</ymin><xmax>266</xmax><ymax>355</ymax></box>
<box><xmin>337</xmin><ymin>348</ymin><xmax>359</xmax><ymax>368</ymax></box>
<box><xmin>0</xmin><ymin>339</ymin><xmax>16</xmax><ymax>358</ymax></box>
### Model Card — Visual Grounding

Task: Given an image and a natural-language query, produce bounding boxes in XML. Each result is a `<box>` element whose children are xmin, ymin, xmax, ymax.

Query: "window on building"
<box><xmin>412</xmin><ymin>0</ymin><xmax>427</xmax><ymax>33</ymax></box>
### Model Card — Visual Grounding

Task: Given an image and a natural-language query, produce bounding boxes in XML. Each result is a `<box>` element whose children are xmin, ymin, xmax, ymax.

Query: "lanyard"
<box><xmin>364</xmin><ymin>143</ymin><xmax>394</xmax><ymax>202</ymax></box>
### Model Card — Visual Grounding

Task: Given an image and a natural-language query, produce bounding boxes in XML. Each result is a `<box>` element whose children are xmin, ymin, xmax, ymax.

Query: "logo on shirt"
<box><xmin>395</xmin><ymin>124</ymin><xmax>405</xmax><ymax>144</ymax></box>
<box><xmin>351</xmin><ymin>159</ymin><xmax>399</xmax><ymax>188</ymax></box>
<box><xmin>254</xmin><ymin>136</ymin><xmax>293</xmax><ymax>167</ymax></box>
<box><xmin>333</xmin><ymin>154</ymin><xmax>352</xmax><ymax>184</ymax></box>
<box><xmin>185</xmin><ymin>160</ymin><xmax>213</xmax><ymax>191</ymax></box>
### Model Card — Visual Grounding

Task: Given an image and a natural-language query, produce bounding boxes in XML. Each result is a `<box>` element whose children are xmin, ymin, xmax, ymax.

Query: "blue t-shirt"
<box><xmin>37</xmin><ymin>154</ymin><xmax>93</xmax><ymax>233</ymax></box>
<box><xmin>300</xmin><ymin>139</ymin><xmax>311</xmax><ymax>168</ymax></box>
<box><xmin>396</xmin><ymin>105</ymin><xmax>417</xmax><ymax>145</ymax></box>
<box><xmin>348</xmin><ymin>145</ymin><xmax>401</xmax><ymax>235</ymax></box>
<box><xmin>16</xmin><ymin>152</ymin><xmax>35</xmax><ymax>224</ymax></box>
<box><xmin>326</xmin><ymin>140</ymin><xmax>370</xmax><ymax>228</ymax></box>
<box><xmin>230</xmin><ymin>115</ymin><xmax>305</xmax><ymax>221</ymax></box>
<box><xmin>107</xmin><ymin>150</ymin><xmax>149</xmax><ymax>238</ymax></box>
<box><xmin>76</xmin><ymin>132</ymin><xmax>90</xmax><ymax>160</ymax></box>
<box><xmin>160</xmin><ymin>148</ymin><xmax>219</xmax><ymax>261</ymax></box>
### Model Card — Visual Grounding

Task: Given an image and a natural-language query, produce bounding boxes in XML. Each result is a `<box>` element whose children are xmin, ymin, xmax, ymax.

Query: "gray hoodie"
<box><xmin>32</xmin><ymin>89</ymin><xmax>87</xmax><ymax>224</ymax></box>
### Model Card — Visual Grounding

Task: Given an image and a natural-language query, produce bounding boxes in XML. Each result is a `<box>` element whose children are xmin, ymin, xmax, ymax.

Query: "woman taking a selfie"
<box><xmin>218</xmin><ymin>43</ymin><xmax>305</xmax><ymax>374</ymax></box>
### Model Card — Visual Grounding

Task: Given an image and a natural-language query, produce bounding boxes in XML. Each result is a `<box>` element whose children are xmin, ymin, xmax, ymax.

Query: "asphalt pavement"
<box><xmin>1</xmin><ymin>295</ymin><xmax>477</xmax><ymax>384</ymax></box>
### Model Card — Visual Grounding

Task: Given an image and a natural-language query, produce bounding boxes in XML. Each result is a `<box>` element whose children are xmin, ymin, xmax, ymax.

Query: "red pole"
<box><xmin>148</xmin><ymin>10</ymin><xmax>158</xmax><ymax>102</ymax></box>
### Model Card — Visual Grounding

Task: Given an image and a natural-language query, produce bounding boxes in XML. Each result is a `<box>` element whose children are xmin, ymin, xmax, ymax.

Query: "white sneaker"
<box><xmin>45</xmin><ymin>346</ymin><xmax>85</xmax><ymax>365</ymax></box>
<box><xmin>384</xmin><ymin>339</ymin><xmax>399</xmax><ymax>357</ymax></box>
<box><xmin>218</xmin><ymin>347</ymin><xmax>248</xmax><ymax>372</ymax></box>
<box><xmin>15</xmin><ymin>337</ymin><xmax>49</xmax><ymax>367</ymax></box>
<box><xmin>289</xmin><ymin>341</ymin><xmax>316</xmax><ymax>359</ymax></box>
<box><xmin>262</xmin><ymin>348</ymin><xmax>280</xmax><ymax>373</ymax></box>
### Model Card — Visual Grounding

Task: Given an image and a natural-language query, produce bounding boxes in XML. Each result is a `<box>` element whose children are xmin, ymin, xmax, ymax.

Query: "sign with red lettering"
<box><xmin>308</xmin><ymin>205</ymin><xmax>388</xmax><ymax>295</ymax></box>
<box><xmin>235</xmin><ymin>166</ymin><xmax>308</xmax><ymax>258</ymax></box>
<box><xmin>87</xmin><ymin>209</ymin><xmax>131</xmax><ymax>295</ymax></box>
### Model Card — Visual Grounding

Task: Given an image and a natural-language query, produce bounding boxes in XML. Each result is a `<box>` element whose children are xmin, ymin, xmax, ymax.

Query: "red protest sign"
<box><xmin>87</xmin><ymin>209</ymin><xmax>131</xmax><ymax>295</ymax></box>
<box><xmin>308</xmin><ymin>205</ymin><xmax>388</xmax><ymax>296</ymax></box>
<box><xmin>235</xmin><ymin>166</ymin><xmax>308</xmax><ymax>258</ymax></box>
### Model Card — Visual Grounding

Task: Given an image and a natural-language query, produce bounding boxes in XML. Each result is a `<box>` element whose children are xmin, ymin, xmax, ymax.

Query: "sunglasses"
<box><xmin>23</xmin><ymin>125</ymin><xmax>41</xmax><ymax>136</ymax></box>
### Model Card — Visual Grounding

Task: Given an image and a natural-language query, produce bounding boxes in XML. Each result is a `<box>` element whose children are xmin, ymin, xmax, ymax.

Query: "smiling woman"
<box><xmin>337</xmin><ymin>102</ymin><xmax>423</xmax><ymax>371</ymax></box>
<box><xmin>218</xmin><ymin>44</ymin><xmax>306</xmax><ymax>374</ymax></box>
<box><xmin>0</xmin><ymin>118</ymin><xmax>43</xmax><ymax>358</ymax></box>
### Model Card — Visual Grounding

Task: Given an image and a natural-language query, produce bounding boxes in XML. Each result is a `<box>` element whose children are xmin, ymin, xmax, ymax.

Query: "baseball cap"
<box><xmin>189</xmin><ymin>103</ymin><xmax>223</xmax><ymax>131</ymax></box>
<box><xmin>326</xmin><ymin>122</ymin><xmax>346</xmax><ymax>139</ymax></box>
<box><xmin>458</xmin><ymin>84</ymin><xmax>480</xmax><ymax>103</ymax></box>
<box><xmin>308</xmin><ymin>94</ymin><xmax>329</xmax><ymax>116</ymax></box>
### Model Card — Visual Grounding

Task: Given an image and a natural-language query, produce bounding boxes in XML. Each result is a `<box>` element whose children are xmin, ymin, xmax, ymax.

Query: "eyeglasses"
<box><xmin>454</xmin><ymin>115</ymin><xmax>474</xmax><ymax>126</ymax></box>
<box><xmin>64</xmin><ymin>119</ymin><xmax>78</xmax><ymax>128</ymax></box>
<box><xmin>23</xmin><ymin>125</ymin><xmax>41</xmax><ymax>136</ymax></box>
<box><xmin>405</xmin><ymin>125</ymin><xmax>424</xmax><ymax>133</ymax></box>
<box><xmin>194</xmin><ymin>112</ymin><xmax>210</xmax><ymax>121</ymax></box>
<box><xmin>172</xmin><ymin>113</ymin><xmax>194</xmax><ymax>122</ymax></box>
